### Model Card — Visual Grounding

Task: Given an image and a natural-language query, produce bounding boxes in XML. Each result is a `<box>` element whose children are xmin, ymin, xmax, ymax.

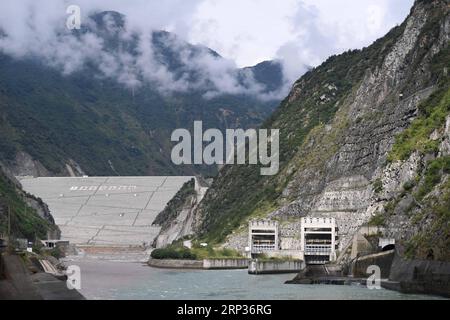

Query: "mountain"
<box><xmin>0</xmin><ymin>166</ymin><xmax>59</xmax><ymax>240</ymax></box>
<box><xmin>157</xmin><ymin>0</ymin><xmax>450</xmax><ymax>261</ymax></box>
<box><xmin>0</xmin><ymin>11</ymin><xmax>285</xmax><ymax>177</ymax></box>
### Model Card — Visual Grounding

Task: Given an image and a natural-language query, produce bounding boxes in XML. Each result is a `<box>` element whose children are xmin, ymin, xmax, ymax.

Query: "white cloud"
<box><xmin>187</xmin><ymin>0</ymin><xmax>413</xmax><ymax>67</ymax></box>
<box><xmin>189</xmin><ymin>0</ymin><xmax>299</xmax><ymax>67</ymax></box>
<box><xmin>0</xmin><ymin>0</ymin><xmax>414</xmax><ymax>99</ymax></box>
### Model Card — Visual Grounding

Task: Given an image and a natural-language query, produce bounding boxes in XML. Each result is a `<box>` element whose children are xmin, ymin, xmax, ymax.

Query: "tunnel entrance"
<box><xmin>382</xmin><ymin>244</ymin><xmax>395</xmax><ymax>251</ymax></box>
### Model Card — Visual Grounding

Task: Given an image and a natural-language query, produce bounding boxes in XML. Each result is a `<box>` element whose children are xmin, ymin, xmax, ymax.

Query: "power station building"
<box><xmin>248</xmin><ymin>217</ymin><xmax>337</xmax><ymax>264</ymax></box>
<box><xmin>301</xmin><ymin>217</ymin><xmax>337</xmax><ymax>264</ymax></box>
<box><xmin>248</xmin><ymin>219</ymin><xmax>279</xmax><ymax>255</ymax></box>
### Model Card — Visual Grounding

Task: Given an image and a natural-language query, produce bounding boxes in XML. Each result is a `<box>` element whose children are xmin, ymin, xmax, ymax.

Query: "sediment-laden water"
<box><xmin>70</xmin><ymin>258</ymin><xmax>443</xmax><ymax>300</ymax></box>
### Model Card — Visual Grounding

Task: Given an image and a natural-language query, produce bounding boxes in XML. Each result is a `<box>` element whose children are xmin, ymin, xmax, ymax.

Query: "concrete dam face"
<box><xmin>19</xmin><ymin>176</ymin><xmax>192</xmax><ymax>246</ymax></box>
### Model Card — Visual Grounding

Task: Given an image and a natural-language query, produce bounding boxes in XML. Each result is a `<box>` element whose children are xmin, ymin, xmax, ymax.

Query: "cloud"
<box><xmin>0</xmin><ymin>0</ymin><xmax>414</xmax><ymax>100</ymax></box>
<box><xmin>186</xmin><ymin>0</ymin><xmax>413</xmax><ymax>93</ymax></box>
<box><xmin>0</xmin><ymin>1</ymin><xmax>285</xmax><ymax>99</ymax></box>
<box><xmin>271</xmin><ymin>0</ymin><xmax>414</xmax><ymax>84</ymax></box>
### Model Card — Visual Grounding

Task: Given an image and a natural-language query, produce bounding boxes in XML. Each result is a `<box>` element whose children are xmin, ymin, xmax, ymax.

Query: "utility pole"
<box><xmin>7</xmin><ymin>205</ymin><xmax>11</xmax><ymax>239</ymax></box>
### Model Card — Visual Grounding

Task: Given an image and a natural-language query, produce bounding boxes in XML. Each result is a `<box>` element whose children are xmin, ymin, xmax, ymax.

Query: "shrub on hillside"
<box><xmin>151</xmin><ymin>246</ymin><xmax>197</xmax><ymax>260</ymax></box>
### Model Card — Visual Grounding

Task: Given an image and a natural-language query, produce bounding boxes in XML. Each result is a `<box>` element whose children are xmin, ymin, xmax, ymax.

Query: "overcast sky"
<box><xmin>0</xmin><ymin>0</ymin><xmax>414</xmax><ymax>67</ymax></box>
<box><xmin>0</xmin><ymin>0</ymin><xmax>415</xmax><ymax>98</ymax></box>
<box><xmin>80</xmin><ymin>0</ymin><xmax>414</xmax><ymax>67</ymax></box>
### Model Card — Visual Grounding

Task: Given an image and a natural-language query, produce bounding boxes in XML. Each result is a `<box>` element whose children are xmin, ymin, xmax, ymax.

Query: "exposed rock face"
<box><xmin>440</xmin><ymin>115</ymin><xmax>450</xmax><ymax>155</ymax></box>
<box><xmin>7</xmin><ymin>152</ymin><xmax>51</xmax><ymax>177</ymax></box>
<box><xmin>222</xmin><ymin>231</ymin><xmax>248</xmax><ymax>252</ymax></box>
<box><xmin>64</xmin><ymin>159</ymin><xmax>86</xmax><ymax>177</ymax></box>
<box><xmin>190</xmin><ymin>0</ymin><xmax>450</xmax><ymax>256</ymax></box>
<box><xmin>3</xmin><ymin>151</ymin><xmax>86</xmax><ymax>178</ymax></box>
<box><xmin>373</xmin><ymin>119</ymin><xmax>450</xmax><ymax>261</ymax></box>
<box><xmin>257</xmin><ymin>1</ymin><xmax>449</xmax><ymax>252</ymax></box>
<box><xmin>153</xmin><ymin>196</ymin><xmax>198</xmax><ymax>248</ymax></box>
<box><xmin>153</xmin><ymin>178</ymin><xmax>210</xmax><ymax>248</ymax></box>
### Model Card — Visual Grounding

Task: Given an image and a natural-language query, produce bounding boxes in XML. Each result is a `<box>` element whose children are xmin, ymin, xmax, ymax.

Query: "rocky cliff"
<box><xmin>152</xmin><ymin>178</ymin><xmax>197</xmax><ymax>248</ymax></box>
<box><xmin>176</xmin><ymin>0</ymin><xmax>450</xmax><ymax>260</ymax></box>
<box><xmin>152</xmin><ymin>177</ymin><xmax>214</xmax><ymax>248</ymax></box>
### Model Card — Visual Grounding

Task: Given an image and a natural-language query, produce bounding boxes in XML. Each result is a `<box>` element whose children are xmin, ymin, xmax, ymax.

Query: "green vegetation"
<box><xmin>373</xmin><ymin>179</ymin><xmax>383</xmax><ymax>194</ymax></box>
<box><xmin>403</xmin><ymin>180</ymin><xmax>416</xmax><ymax>192</ymax></box>
<box><xmin>151</xmin><ymin>245</ymin><xmax>197</xmax><ymax>260</ymax></box>
<box><xmin>388</xmin><ymin>36</ymin><xmax>450</xmax><ymax>163</ymax></box>
<box><xmin>370</xmin><ymin>153</ymin><xmax>450</xmax><ymax>261</ymax></box>
<box><xmin>405</xmin><ymin>178</ymin><xmax>450</xmax><ymax>261</ymax></box>
<box><xmin>415</xmin><ymin>156</ymin><xmax>450</xmax><ymax>201</ymax></box>
<box><xmin>0</xmin><ymin>169</ymin><xmax>56</xmax><ymax>240</ymax></box>
<box><xmin>47</xmin><ymin>246</ymin><xmax>65</xmax><ymax>259</ymax></box>
<box><xmin>388</xmin><ymin>87</ymin><xmax>450</xmax><ymax>162</ymax></box>
<box><xmin>368</xmin><ymin>213</ymin><xmax>386</xmax><ymax>227</ymax></box>
<box><xmin>364</xmin><ymin>23</ymin><xmax>450</xmax><ymax>260</ymax></box>
<box><xmin>151</xmin><ymin>243</ymin><xmax>243</xmax><ymax>260</ymax></box>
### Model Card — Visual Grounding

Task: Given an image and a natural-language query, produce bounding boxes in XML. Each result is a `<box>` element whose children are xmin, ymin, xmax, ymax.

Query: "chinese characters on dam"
<box><xmin>69</xmin><ymin>185</ymin><xmax>137</xmax><ymax>192</ymax></box>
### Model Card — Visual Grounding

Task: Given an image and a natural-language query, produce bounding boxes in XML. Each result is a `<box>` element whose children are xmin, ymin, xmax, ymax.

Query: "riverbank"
<box><xmin>0</xmin><ymin>252</ymin><xmax>84</xmax><ymax>300</ymax></box>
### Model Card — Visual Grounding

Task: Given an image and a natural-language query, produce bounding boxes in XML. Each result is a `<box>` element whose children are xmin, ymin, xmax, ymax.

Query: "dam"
<box><xmin>19</xmin><ymin>176</ymin><xmax>192</xmax><ymax>246</ymax></box>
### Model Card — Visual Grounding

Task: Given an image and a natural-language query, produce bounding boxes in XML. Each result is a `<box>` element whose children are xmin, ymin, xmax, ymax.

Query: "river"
<box><xmin>69</xmin><ymin>258</ymin><xmax>443</xmax><ymax>300</ymax></box>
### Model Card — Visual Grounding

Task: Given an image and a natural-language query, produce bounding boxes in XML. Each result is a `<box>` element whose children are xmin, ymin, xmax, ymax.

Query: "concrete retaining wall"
<box><xmin>248</xmin><ymin>260</ymin><xmax>305</xmax><ymax>275</ymax></box>
<box><xmin>352</xmin><ymin>250</ymin><xmax>395</xmax><ymax>279</ymax></box>
<box><xmin>203</xmin><ymin>259</ymin><xmax>248</xmax><ymax>269</ymax></box>
<box><xmin>148</xmin><ymin>259</ymin><xmax>203</xmax><ymax>269</ymax></box>
<box><xmin>148</xmin><ymin>258</ymin><xmax>248</xmax><ymax>270</ymax></box>
<box><xmin>387</xmin><ymin>254</ymin><xmax>450</xmax><ymax>297</ymax></box>
<box><xmin>263</xmin><ymin>250</ymin><xmax>304</xmax><ymax>260</ymax></box>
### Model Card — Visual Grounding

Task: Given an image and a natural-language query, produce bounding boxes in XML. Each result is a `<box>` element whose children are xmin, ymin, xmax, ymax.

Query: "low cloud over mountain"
<box><xmin>0</xmin><ymin>0</ymin><xmax>412</xmax><ymax>100</ymax></box>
